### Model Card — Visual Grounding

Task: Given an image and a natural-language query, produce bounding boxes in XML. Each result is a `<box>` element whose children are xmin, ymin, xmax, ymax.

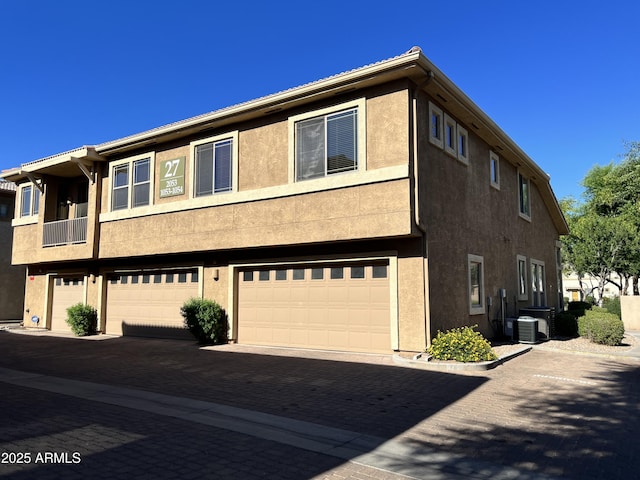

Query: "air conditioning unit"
<box><xmin>519</xmin><ymin>307</ymin><xmax>555</xmax><ymax>339</ymax></box>
<box><xmin>517</xmin><ymin>316</ymin><xmax>539</xmax><ymax>344</ymax></box>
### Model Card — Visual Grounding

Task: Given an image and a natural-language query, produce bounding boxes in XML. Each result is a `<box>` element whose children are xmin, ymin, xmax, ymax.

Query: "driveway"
<box><xmin>0</xmin><ymin>330</ymin><xmax>638</xmax><ymax>479</ymax></box>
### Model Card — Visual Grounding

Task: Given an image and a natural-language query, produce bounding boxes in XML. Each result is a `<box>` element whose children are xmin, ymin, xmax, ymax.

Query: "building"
<box><xmin>1</xmin><ymin>47</ymin><xmax>568</xmax><ymax>353</ymax></box>
<box><xmin>563</xmin><ymin>271</ymin><xmax>623</xmax><ymax>303</ymax></box>
<box><xmin>0</xmin><ymin>180</ymin><xmax>26</xmax><ymax>321</ymax></box>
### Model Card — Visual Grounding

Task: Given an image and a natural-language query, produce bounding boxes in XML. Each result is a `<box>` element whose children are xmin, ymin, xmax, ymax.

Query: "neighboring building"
<box><xmin>563</xmin><ymin>271</ymin><xmax>623</xmax><ymax>303</ymax></box>
<box><xmin>0</xmin><ymin>180</ymin><xmax>26</xmax><ymax>321</ymax></box>
<box><xmin>1</xmin><ymin>47</ymin><xmax>568</xmax><ymax>352</ymax></box>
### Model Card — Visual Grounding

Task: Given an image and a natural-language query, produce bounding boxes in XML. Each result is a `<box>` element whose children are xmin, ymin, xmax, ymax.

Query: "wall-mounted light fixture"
<box><xmin>213</xmin><ymin>268</ymin><xmax>219</xmax><ymax>281</ymax></box>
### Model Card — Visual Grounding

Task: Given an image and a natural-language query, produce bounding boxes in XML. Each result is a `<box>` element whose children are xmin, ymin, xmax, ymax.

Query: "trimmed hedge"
<box><xmin>65</xmin><ymin>303</ymin><xmax>98</xmax><ymax>336</ymax></box>
<box><xmin>180</xmin><ymin>298</ymin><xmax>228</xmax><ymax>345</ymax></box>
<box><xmin>555</xmin><ymin>311</ymin><xmax>579</xmax><ymax>337</ymax></box>
<box><xmin>577</xmin><ymin>307</ymin><xmax>625</xmax><ymax>346</ymax></box>
<box><xmin>427</xmin><ymin>325</ymin><xmax>497</xmax><ymax>363</ymax></box>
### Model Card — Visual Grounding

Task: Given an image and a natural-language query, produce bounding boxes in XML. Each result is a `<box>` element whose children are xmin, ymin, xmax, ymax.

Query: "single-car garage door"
<box><xmin>105</xmin><ymin>270</ymin><xmax>199</xmax><ymax>339</ymax></box>
<box><xmin>51</xmin><ymin>277</ymin><xmax>85</xmax><ymax>332</ymax></box>
<box><xmin>238</xmin><ymin>262</ymin><xmax>391</xmax><ymax>353</ymax></box>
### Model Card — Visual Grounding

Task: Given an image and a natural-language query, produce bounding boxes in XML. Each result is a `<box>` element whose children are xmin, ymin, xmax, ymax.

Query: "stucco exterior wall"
<box><xmin>0</xmin><ymin>192</ymin><xmax>25</xmax><ymax>320</ymax></box>
<box><xmin>421</xmin><ymin>95</ymin><xmax>562</xmax><ymax>339</ymax></box>
<box><xmin>620</xmin><ymin>296</ymin><xmax>640</xmax><ymax>331</ymax></box>
<box><xmin>22</xmin><ymin>272</ymin><xmax>48</xmax><ymax>327</ymax></box>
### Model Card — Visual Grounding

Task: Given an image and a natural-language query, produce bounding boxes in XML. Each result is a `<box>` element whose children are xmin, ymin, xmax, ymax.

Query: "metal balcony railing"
<box><xmin>43</xmin><ymin>217</ymin><xmax>88</xmax><ymax>247</ymax></box>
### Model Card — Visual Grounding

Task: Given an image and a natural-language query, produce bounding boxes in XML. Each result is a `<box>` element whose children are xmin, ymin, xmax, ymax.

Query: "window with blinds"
<box><xmin>295</xmin><ymin>108</ymin><xmax>358</xmax><ymax>181</ymax></box>
<box><xmin>195</xmin><ymin>139</ymin><xmax>233</xmax><ymax>197</ymax></box>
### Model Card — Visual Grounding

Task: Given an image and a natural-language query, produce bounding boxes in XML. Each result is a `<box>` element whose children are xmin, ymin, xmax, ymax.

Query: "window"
<box><xmin>490</xmin><ymin>151</ymin><xmax>500</xmax><ymax>189</ymax></box>
<box><xmin>444</xmin><ymin>113</ymin><xmax>457</xmax><ymax>157</ymax></box>
<box><xmin>178</xmin><ymin>273</ymin><xmax>187</xmax><ymax>283</ymax></box>
<box><xmin>330</xmin><ymin>267</ymin><xmax>344</xmax><ymax>279</ymax></box>
<box><xmin>519</xmin><ymin>172</ymin><xmax>531</xmax><ymax>219</ymax></box>
<box><xmin>275</xmin><ymin>269</ymin><xmax>287</xmax><ymax>281</ymax></box>
<box><xmin>20</xmin><ymin>184</ymin><xmax>40</xmax><ymax>217</ymax></box>
<box><xmin>350</xmin><ymin>266</ymin><xmax>365</xmax><ymax>279</ymax></box>
<box><xmin>517</xmin><ymin>255</ymin><xmax>528</xmax><ymax>301</ymax></box>
<box><xmin>468</xmin><ymin>254</ymin><xmax>485</xmax><ymax>315</ymax></box>
<box><xmin>311</xmin><ymin>268</ymin><xmax>324</xmax><ymax>280</ymax></box>
<box><xmin>457</xmin><ymin>125</ymin><xmax>469</xmax><ymax>165</ymax></box>
<box><xmin>294</xmin><ymin>108</ymin><xmax>358</xmax><ymax>181</ymax></box>
<box><xmin>194</xmin><ymin>139</ymin><xmax>233</xmax><ymax>196</ymax></box>
<box><xmin>243</xmin><ymin>271</ymin><xmax>254</xmax><ymax>282</ymax></box>
<box><xmin>428</xmin><ymin>102</ymin><xmax>444</xmax><ymax>148</ymax></box>
<box><xmin>111</xmin><ymin>154</ymin><xmax>153</xmax><ymax>211</ymax></box>
<box><xmin>372</xmin><ymin>265</ymin><xmax>388</xmax><ymax>279</ymax></box>
<box><xmin>258</xmin><ymin>271</ymin><xmax>270</xmax><ymax>281</ymax></box>
<box><xmin>531</xmin><ymin>259</ymin><xmax>546</xmax><ymax>306</ymax></box>
<box><xmin>292</xmin><ymin>269</ymin><xmax>305</xmax><ymax>280</ymax></box>
<box><xmin>166</xmin><ymin>273</ymin><xmax>174</xmax><ymax>283</ymax></box>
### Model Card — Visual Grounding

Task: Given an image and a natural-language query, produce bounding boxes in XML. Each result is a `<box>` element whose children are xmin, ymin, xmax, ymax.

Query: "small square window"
<box><xmin>121</xmin><ymin>275</ymin><xmax>128</xmax><ymax>285</ymax></box>
<box><xmin>311</xmin><ymin>268</ymin><xmax>324</xmax><ymax>280</ymax></box>
<box><xmin>350</xmin><ymin>266</ymin><xmax>365</xmax><ymax>279</ymax></box>
<box><xmin>292</xmin><ymin>269</ymin><xmax>305</xmax><ymax>280</ymax></box>
<box><xmin>191</xmin><ymin>271</ymin><xmax>199</xmax><ymax>283</ymax></box>
<box><xmin>154</xmin><ymin>274</ymin><xmax>162</xmax><ymax>284</ymax></box>
<box><xmin>243</xmin><ymin>271</ymin><xmax>254</xmax><ymax>282</ymax></box>
<box><xmin>372</xmin><ymin>265</ymin><xmax>388</xmax><ymax>279</ymax></box>
<box><xmin>178</xmin><ymin>273</ymin><xmax>187</xmax><ymax>283</ymax></box>
<box><xmin>109</xmin><ymin>276</ymin><xmax>118</xmax><ymax>285</ymax></box>
<box><xmin>275</xmin><ymin>269</ymin><xmax>287</xmax><ymax>281</ymax></box>
<box><xmin>55</xmin><ymin>278</ymin><xmax>62</xmax><ymax>286</ymax></box>
<box><xmin>259</xmin><ymin>271</ymin><xmax>270</xmax><ymax>281</ymax></box>
<box><xmin>330</xmin><ymin>267</ymin><xmax>344</xmax><ymax>279</ymax></box>
<box><xmin>131</xmin><ymin>275</ymin><xmax>139</xmax><ymax>284</ymax></box>
<box><xmin>166</xmin><ymin>273</ymin><xmax>174</xmax><ymax>283</ymax></box>
<box><xmin>142</xmin><ymin>274</ymin><xmax>150</xmax><ymax>284</ymax></box>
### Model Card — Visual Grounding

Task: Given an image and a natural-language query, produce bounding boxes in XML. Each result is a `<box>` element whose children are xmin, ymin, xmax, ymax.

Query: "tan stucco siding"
<box><xmin>99</xmin><ymin>179</ymin><xmax>413</xmax><ymax>258</ymax></box>
<box><xmin>366</xmin><ymin>90</ymin><xmax>409</xmax><ymax>170</ymax></box>
<box><xmin>22</xmin><ymin>272</ymin><xmax>47</xmax><ymax>327</ymax></box>
<box><xmin>239</xmin><ymin>122</ymin><xmax>289</xmax><ymax>191</ymax></box>
<box><xmin>396</xmin><ymin>243</ymin><xmax>428</xmax><ymax>351</ymax></box>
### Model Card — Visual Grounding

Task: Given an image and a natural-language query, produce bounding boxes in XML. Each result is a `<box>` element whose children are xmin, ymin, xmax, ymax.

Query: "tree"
<box><xmin>562</xmin><ymin>142</ymin><xmax>640</xmax><ymax>299</ymax></box>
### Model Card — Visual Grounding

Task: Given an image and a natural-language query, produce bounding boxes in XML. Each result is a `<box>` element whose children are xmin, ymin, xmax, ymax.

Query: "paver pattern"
<box><xmin>0</xmin><ymin>330</ymin><xmax>638</xmax><ymax>479</ymax></box>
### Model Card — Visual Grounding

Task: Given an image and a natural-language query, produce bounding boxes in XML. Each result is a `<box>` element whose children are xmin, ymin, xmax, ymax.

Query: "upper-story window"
<box><xmin>289</xmin><ymin>99</ymin><xmax>365</xmax><ymax>183</ymax></box>
<box><xmin>518</xmin><ymin>172</ymin><xmax>531</xmax><ymax>219</ymax></box>
<box><xmin>111</xmin><ymin>154</ymin><xmax>154</xmax><ymax>211</ymax></box>
<box><xmin>457</xmin><ymin>124</ymin><xmax>469</xmax><ymax>165</ymax></box>
<box><xmin>444</xmin><ymin>113</ymin><xmax>457</xmax><ymax>157</ymax></box>
<box><xmin>295</xmin><ymin>109</ymin><xmax>357</xmax><ymax>181</ymax></box>
<box><xmin>490</xmin><ymin>151</ymin><xmax>500</xmax><ymax>189</ymax></box>
<box><xmin>194</xmin><ymin>138</ymin><xmax>233</xmax><ymax>196</ymax></box>
<box><xmin>20</xmin><ymin>184</ymin><xmax>40</xmax><ymax>217</ymax></box>
<box><xmin>428</xmin><ymin>102</ymin><xmax>444</xmax><ymax>148</ymax></box>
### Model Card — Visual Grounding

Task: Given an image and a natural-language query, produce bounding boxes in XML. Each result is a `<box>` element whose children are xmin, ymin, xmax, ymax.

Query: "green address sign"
<box><xmin>159</xmin><ymin>156</ymin><xmax>185</xmax><ymax>198</ymax></box>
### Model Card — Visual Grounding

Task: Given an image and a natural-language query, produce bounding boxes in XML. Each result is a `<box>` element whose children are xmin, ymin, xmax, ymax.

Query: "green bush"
<box><xmin>602</xmin><ymin>296</ymin><xmax>621</xmax><ymax>319</ymax></box>
<box><xmin>65</xmin><ymin>303</ymin><xmax>98</xmax><ymax>336</ymax></box>
<box><xmin>555</xmin><ymin>311</ymin><xmax>579</xmax><ymax>337</ymax></box>
<box><xmin>180</xmin><ymin>298</ymin><xmax>228</xmax><ymax>345</ymax></box>
<box><xmin>578</xmin><ymin>307</ymin><xmax>625</xmax><ymax>346</ymax></box>
<box><xmin>427</xmin><ymin>325</ymin><xmax>497</xmax><ymax>363</ymax></box>
<box><xmin>567</xmin><ymin>301</ymin><xmax>592</xmax><ymax>318</ymax></box>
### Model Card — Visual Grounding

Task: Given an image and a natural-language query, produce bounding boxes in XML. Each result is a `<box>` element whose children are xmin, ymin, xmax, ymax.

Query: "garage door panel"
<box><xmin>238</xmin><ymin>262</ymin><xmax>391</xmax><ymax>353</ymax></box>
<box><xmin>51</xmin><ymin>278</ymin><xmax>85</xmax><ymax>333</ymax></box>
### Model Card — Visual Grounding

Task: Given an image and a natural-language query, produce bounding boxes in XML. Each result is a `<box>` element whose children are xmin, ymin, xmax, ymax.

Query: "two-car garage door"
<box><xmin>237</xmin><ymin>262</ymin><xmax>391</xmax><ymax>353</ymax></box>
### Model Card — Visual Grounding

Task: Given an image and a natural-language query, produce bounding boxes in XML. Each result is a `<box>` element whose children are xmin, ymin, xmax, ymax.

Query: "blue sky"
<box><xmin>1</xmin><ymin>0</ymin><xmax>638</xmax><ymax>201</ymax></box>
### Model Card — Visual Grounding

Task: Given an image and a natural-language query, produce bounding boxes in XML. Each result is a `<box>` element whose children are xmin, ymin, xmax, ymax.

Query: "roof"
<box><xmin>0</xmin><ymin>179</ymin><xmax>17</xmax><ymax>192</ymax></box>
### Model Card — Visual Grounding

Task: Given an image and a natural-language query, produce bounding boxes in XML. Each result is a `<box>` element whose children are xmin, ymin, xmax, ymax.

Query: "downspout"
<box><xmin>411</xmin><ymin>70</ymin><xmax>434</xmax><ymax>349</ymax></box>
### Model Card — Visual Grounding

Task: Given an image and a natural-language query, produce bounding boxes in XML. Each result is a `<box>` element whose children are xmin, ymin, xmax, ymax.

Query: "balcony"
<box><xmin>43</xmin><ymin>217</ymin><xmax>88</xmax><ymax>247</ymax></box>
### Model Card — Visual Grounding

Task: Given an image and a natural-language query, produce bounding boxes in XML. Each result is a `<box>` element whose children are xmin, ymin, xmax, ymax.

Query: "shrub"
<box><xmin>427</xmin><ymin>325</ymin><xmax>497</xmax><ymax>363</ymax></box>
<box><xmin>65</xmin><ymin>303</ymin><xmax>98</xmax><ymax>336</ymax></box>
<box><xmin>555</xmin><ymin>311</ymin><xmax>579</xmax><ymax>337</ymax></box>
<box><xmin>602</xmin><ymin>296</ymin><xmax>621</xmax><ymax>319</ymax></box>
<box><xmin>180</xmin><ymin>298</ymin><xmax>228</xmax><ymax>345</ymax></box>
<box><xmin>567</xmin><ymin>301</ymin><xmax>592</xmax><ymax>318</ymax></box>
<box><xmin>578</xmin><ymin>307</ymin><xmax>625</xmax><ymax>346</ymax></box>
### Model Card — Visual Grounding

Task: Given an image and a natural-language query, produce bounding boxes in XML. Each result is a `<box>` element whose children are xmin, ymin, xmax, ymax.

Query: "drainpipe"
<box><xmin>411</xmin><ymin>70</ymin><xmax>434</xmax><ymax>349</ymax></box>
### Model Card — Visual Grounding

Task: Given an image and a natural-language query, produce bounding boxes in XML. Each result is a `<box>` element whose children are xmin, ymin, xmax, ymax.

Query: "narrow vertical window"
<box><xmin>457</xmin><ymin>125</ymin><xmax>469</xmax><ymax>165</ymax></box>
<box><xmin>444</xmin><ymin>113</ymin><xmax>457</xmax><ymax>157</ymax></box>
<box><xmin>490</xmin><ymin>151</ymin><xmax>500</xmax><ymax>189</ymax></box>
<box><xmin>531</xmin><ymin>260</ymin><xmax>546</xmax><ymax>306</ymax></box>
<box><xmin>195</xmin><ymin>139</ymin><xmax>233</xmax><ymax>197</ymax></box>
<box><xmin>21</xmin><ymin>185</ymin><xmax>32</xmax><ymax>217</ymax></box>
<box><xmin>519</xmin><ymin>173</ymin><xmax>531</xmax><ymax>218</ymax></box>
<box><xmin>112</xmin><ymin>164</ymin><xmax>130</xmax><ymax>211</ymax></box>
<box><xmin>132</xmin><ymin>158</ymin><xmax>150</xmax><ymax>207</ymax></box>
<box><xmin>468</xmin><ymin>254</ymin><xmax>485</xmax><ymax>315</ymax></box>
<box><xmin>517</xmin><ymin>255</ymin><xmax>528</xmax><ymax>301</ymax></box>
<box><xmin>428</xmin><ymin>102</ymin><xmax>444</xmax><ymax>148</ymax></box>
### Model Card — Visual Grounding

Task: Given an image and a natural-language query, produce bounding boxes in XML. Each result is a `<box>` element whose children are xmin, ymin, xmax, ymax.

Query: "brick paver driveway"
<box><xmin>0</xmin><ymin>331</ymin><xmax>638</xmax><ymax>479</ymax></box>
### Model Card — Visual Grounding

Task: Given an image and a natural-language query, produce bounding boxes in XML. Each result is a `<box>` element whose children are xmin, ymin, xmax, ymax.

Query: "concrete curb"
<box><xmin>392</xmin><ymin>345</ymin><xmax>532</xmax><ymax>371</ymax></box>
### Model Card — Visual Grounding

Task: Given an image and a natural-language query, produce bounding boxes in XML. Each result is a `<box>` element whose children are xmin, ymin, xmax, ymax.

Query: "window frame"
<box><xmin>468</xmin><ymin>254</ymin><xmax>485</xmax><ymax>315</ymax></box>
<box><xmin>108</xmin><ymin>152</ymin><xmax>155</xmax><ymax>212</ymax></box>
<box><xmin>428</xmin><ymin>102</ymin><xmax>444</xmax><ymax>149</ymax></box>
<box><xmin>456</xmin><ymin>124</ymin><xmax>469</xmax><ymax>165</ymax></box>
<box><xmin>517</xmin><ymin>255</ymin><xmax>528</xmax><ymax>301</ymax></box>
<box><xmin>531</xmin><ymin>259</ymin><xmax>546</xmax><ymax>306</ymax></box>
<box><xmin>490</xmin><ymin>151</ymin><xmax>500</xmax><ymax>190</ymax></box>
<box><xmin>518</xmin><ymin>171</ymin><xmax>531</xmax><ymax>220</ymax></box>
<box><xmin>443</xmin><ymin>113</ymin><xmax>457</xmax><ymax>158</ymax></box>
<box><xmin>189</xmin><ymin>131</ymin><xmax>239</xmax><ymax>199</ymax></box>
<box><xmin>19</xmin><ymin>183</ymin><xmax>40</xmax><ymax>218</ymax></box>
<box><xmin>288</xmin><ymin>98</ymin><xmax>366</xmax><ymax>183</ymax></box>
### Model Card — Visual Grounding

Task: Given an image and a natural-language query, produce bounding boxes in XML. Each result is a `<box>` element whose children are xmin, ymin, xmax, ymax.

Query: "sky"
<box><xmin>1</xmin><ymin>0</ymin><xmax>638</xmax><ymax>201</ymax></box>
